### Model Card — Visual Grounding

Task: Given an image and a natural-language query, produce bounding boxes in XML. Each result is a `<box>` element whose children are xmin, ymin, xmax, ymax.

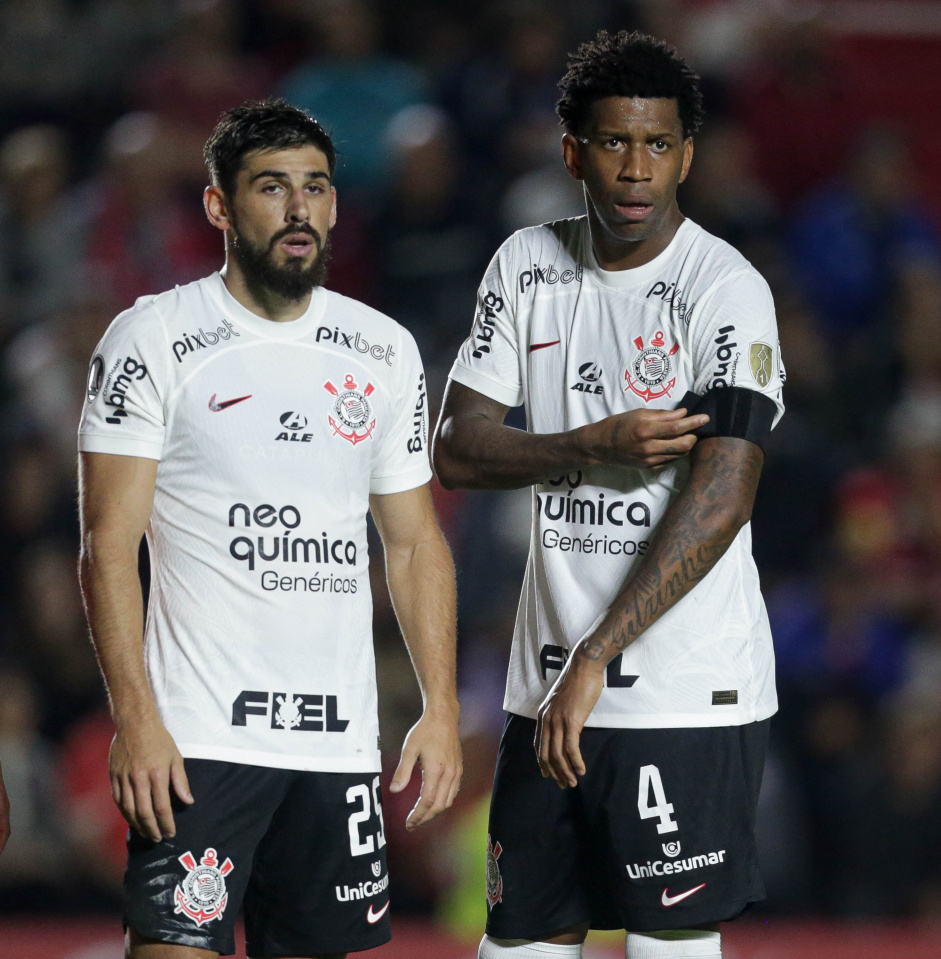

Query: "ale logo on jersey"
<box><xmin>324</xmin><ymin>374</ymin><xmax>376</xmax><ymax>445</ymax></box>
<box><xmin>571</xmin><ymin>361</ymin><xmax>604</xmax><ymax>395</ymax></box>
<box><xmin>486</xmin><ymin>834</ymin><xmax>504</xmax><ymax>909</ymax></box>
<box><xmin>625</xmin><ymin>331</ymin><xmax>679</xmax><ymax>403</ymax></box>
<box><xmin>174</xmin><ymin>847</ymin><xmax>234</xmax><ymax>927</ymax></box>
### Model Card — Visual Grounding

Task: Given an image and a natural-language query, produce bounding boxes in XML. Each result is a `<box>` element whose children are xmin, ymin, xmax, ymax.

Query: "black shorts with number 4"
<box><xmin>485</xmin><ymin>714</ymin><xmax>769</xmax><ymax>939</ymax></box>
<box><xmin>124</xmin><ymin>759</ymin><xmax>391</xmax><ymax>957</ymax></box>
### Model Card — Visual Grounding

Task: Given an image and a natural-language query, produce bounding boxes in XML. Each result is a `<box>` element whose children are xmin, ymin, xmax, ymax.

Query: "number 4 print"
<box><xmin>637</xmin><ymin>764</ymin><xmax>679</xmax><ymax>834</ymax></box>
<box><xmin>346</xmin><ymin>776</ymin><xmax>387</xmax><ymax>856</ymax></box>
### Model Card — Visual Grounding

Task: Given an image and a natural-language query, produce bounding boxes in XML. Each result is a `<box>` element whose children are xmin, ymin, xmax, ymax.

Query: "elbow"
<box><xmin>717</xmin><ymin>502</ymin><xmax>753</xmax><ymax>541</ymax></box>
<box><xmin>431</xmin><ymin>423</ymin><xmax>476</xmax><ymax>490</ymax></box>
<box><xmin>432</xmin><ymin>440</ymin><xmax>467</xmax><ymax>491</ymax></box>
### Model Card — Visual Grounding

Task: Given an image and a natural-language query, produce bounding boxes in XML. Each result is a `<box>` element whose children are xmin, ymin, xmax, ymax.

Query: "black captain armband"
<box><xmin>677</xmin><ymin>387</ymin><xmax>776</xmax><ymax>453</ymax></box>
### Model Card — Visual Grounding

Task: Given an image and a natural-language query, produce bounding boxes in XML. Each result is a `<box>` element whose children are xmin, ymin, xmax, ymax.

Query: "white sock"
<box><xmin>479</xmin><ymin>934</ymin><xmax>583</xmax><ymax>957</ymax></box>
<box><xmin>626</xmin><ymin>929</ymin><xmax>721</xmax><ymax>958</ymax></box>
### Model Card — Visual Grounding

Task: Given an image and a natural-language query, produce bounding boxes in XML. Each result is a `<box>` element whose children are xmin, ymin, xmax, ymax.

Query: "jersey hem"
<box><xmin>449</xmin><ymin>363</ymin><xmax>522</xmax><ymax>408</ymax></box>
<box><xmin>369</xmin><ymin>463</ymin><xmax>432</xmax><ymax>495</ymax></box>
<box><xmin>177</xmin><ymin>743</ymin><xmax>382</xmax><ymax>773</ymax></box>
<box><xmin>504</xmin><ymin>703</ymin><xmax>778</xmax><ymax>729</ymax></box>
<box><xmin>79</xmin><ymin>432</ymin><xmax>164</xmax><ymax>460</ymax></box>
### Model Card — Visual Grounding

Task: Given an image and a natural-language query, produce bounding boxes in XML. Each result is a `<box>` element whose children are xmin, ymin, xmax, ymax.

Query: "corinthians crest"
<box><xmin>625</xmin><ymin>330</ymin><xmax>679</xmax><ymax>403</ymax></box>
<box><xmin>486</xmin><ymin>834</ymin><xmax>503</xmax><ymax>909</ymax></box>
<box><xmin>174</xmin><ymin>847</ymin><xmax>234</xmax><ymax>926</ymax></box>
<box><xmin>324</xmin><ymin>374</ymin><xmax>377</xmax><ymax>445</ymax></box>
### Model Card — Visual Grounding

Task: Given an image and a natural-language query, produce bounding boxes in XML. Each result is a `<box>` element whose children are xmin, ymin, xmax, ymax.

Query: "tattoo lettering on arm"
<box><xmin>577</xmin><ymin>437</ymin><xmax>764</xmax><ymax>665</ymax></box>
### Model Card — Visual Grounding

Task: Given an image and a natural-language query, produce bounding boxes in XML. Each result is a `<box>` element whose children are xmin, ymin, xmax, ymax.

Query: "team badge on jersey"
<box><xmin>324</xmin><ymin>374</ymin><xmax>376</xmax><ymax>445</ymax></box>
<box><xmin>173</xmin><ymin>847</ymin><xmax>234</xmax><ymax>926</ymax></box>
<box><xmin>749</xmin><ymin>342</ymin><xmax>773</xmax><ymax>387</ymax></box>
<box><xmin>486</xmin><ymin>834</ymin><xmax>504</xmax><ymax>909</ymax></box>
<box><xmin>625</xmin><ymin>331</ymin><xmax>679</xmax><ymax>403</ymax></box>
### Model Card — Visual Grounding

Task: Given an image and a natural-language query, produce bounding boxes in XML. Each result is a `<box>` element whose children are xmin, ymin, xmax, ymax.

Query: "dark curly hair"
<box><xmin>556</xmin><ymin>30</ymin><xmax>704</xmax><ymax>139</ymax></box>
<box><xmin>204</xmin><ymin>98</ymin><xmax>337</xmax><ymax>197</ymax></box>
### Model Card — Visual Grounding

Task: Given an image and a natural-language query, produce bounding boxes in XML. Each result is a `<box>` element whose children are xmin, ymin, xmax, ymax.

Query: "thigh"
<box><xmin>580</xmin><ymin>720</ymin><xmax>770</xmax><ymax>932</ymax></box>
<box><xmin>243</xmin><ymin>770</ymin><xmax>390</xmax><ymax>957</ymax></box>
<box><xmin>125</xmin><ymin>760</ymin><xmax>291</xmax><ymax>957</ymax></box>
<box><xmin>484</xmin><ymin>714</ymin><xmax>600</xmax><ymax>941</ymax></box>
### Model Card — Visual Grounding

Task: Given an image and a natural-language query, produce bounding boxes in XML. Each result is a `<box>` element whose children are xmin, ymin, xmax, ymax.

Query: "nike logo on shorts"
<box><xmin>528</xmin><ymin>340</ymin><xmax>561</xmax><ymax>352</ymax></box>
<box><xmin>661</xmin><ymin>883</ymin><xmax>706</xmax><ymax>907</ymax></box>
<box><xmin>209</xmin><ymin>393</ymin><xmax>252</xmax><ymax>412</ymax></box>
<box><xmin>366</xmin><ymin>900</ymin><xmax>390</xmax><ymax>923</ymax></box>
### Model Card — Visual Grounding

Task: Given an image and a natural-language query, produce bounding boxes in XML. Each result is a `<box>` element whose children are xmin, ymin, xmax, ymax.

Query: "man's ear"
<box><xmin>561</xmin><ymin>133</ymin><xmax>585</xmax><ymax>182</ymax></box>
<box><xmin>329</xmin><ymin>185</ymin><xmax>337</xmax><ymax>229</ymax></box>
<box><xmin>204</xmin><ymin>184</ymin><xmax>231</xmax><ymax>232</ymax></box>
<box><xmin>678</xmin><ymin>137</ymin><xmax>694</xmax><ymax>185</ymax></box>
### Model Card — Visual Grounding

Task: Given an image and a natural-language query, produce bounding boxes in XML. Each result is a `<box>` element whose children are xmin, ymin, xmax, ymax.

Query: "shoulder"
<box><xmin>498</xmin><ymin>217</ymin><xmax>585</xmax><ymax>262</ymax></box>
<box><xmin>682</xmin><ymin>220</ymin><xmax>772</xmax><ymax>302</ymax></box>
<box><xmin>321</xmin><ymin>289</ymin><xmax>422</xmax><ymax>366</ymax></box>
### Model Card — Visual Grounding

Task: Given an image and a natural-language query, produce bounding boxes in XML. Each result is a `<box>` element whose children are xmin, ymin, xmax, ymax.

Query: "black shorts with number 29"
<box><xmin>124</xmin><ymin>759</ymin><xmax>391</xmax><ymax>957</ymax></box>
<box><xmin>484</xmin><ymin>714</ymin><xmax>769</xmax><ymax>939</ymax></box>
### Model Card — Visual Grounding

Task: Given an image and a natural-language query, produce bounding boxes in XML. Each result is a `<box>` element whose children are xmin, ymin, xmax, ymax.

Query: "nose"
<box><xmin>620</xmin><ymin>143</ymin><xmax>652</xmax><ymax>182</ymax></box>
<box><xmin>286</xmin><ymin>187</ymin><xmax>311</xmax><ymax>223</ymax></box>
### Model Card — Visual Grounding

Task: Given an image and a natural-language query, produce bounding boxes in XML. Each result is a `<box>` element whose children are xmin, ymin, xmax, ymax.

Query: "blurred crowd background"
<box><xmin>2</xmin><ymin>0</ymin><xmax>941</xmax><ymax>940</ymax></box>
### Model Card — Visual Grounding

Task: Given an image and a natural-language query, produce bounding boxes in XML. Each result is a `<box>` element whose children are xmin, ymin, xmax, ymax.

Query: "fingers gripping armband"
<box><xmin>678</xmin><ymin>387</ymin><xmax>776</xmax><ymax>453</ymax></box>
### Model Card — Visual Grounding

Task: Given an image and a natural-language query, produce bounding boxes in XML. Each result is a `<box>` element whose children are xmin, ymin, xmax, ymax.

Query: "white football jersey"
<box><xmin>450</xmin><ymin>217</ymin><xmax>784</xmax><ymax>729</ymax></box>
<box><xmin>79</xmin><ymin>273</ymin><xmax>431</xmax><ymax>771</ymax></box>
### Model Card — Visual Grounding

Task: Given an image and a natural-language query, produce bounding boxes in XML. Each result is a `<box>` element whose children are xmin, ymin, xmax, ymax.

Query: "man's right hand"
<box><xmin>110</xmin><ymin>719</ymin><xmax>193</xmax><ymax>843</ymax></box>
<box><xmin>579</xmin><ymin>407</ymin><xmax>709</xmax><ymax>470</ymax></box>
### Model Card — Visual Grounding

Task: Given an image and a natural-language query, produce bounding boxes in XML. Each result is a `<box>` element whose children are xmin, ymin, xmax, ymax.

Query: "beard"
<box><xmin>229</xmin><ymin>219</ymin><xmax>332</xmax><ymax>301</ymax></box>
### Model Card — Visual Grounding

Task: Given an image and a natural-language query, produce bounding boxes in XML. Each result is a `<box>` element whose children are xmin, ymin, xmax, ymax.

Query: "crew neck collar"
<box><xmin>584</xmin><ymin>218</ymin><xmax>696</xmax><ymax>289</ymax></box>
<box><xmin>209</xmin><ymin>272</ymin><xmax>327</xmax><ymax>338</ymax></box>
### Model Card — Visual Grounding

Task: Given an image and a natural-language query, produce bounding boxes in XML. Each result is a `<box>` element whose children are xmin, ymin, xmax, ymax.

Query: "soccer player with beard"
<box><xmin>434</xmin><ymin>32</ymin><xmax>784</xmax><ymax>959</ymax></box>
<box><xmin>78</xmin><ymin>99</ymin><xmax>461</xmax><ymax>959</ymax></box>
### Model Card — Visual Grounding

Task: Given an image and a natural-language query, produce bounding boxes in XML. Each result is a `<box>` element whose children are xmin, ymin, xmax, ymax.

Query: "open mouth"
<box><xmin>280</xmin><ymin>234</ymin><xmax>316</xmax><ymax>257</ymax></box>
<box><xmin>614</xmin><ymin>202</ymin><xmax>654</xmax><ymax>222</ymax></box>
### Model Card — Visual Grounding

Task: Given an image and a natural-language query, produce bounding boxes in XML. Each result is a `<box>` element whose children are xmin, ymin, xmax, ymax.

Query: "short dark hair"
<box><xmin>203</xmin><ymin>98</ymin><xmax>337</xmax><ymax>197</ymax></box>
<box><xmin>556</xmin><ymin>30</ymin><xmax>704</xmax><ymax>139</ymax></box>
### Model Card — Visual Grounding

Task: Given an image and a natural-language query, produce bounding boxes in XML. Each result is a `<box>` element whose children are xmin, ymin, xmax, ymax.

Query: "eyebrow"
<box><xmin>592</xmin><ymin>129</ymin><xmax>679</xmax><ymax>140</ymax></box>
<box><xmin>248</xmin><ymin>169</ymin><xmax>331</xmax><ymax>184</ymax></box>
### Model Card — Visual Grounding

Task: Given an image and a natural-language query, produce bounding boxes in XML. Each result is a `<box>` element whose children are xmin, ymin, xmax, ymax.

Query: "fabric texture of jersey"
<box><xmin>79</xmin><ymin>273</ymin><xmax>431</xmax><ymax>771</ymax></box>
<box><xmin>449</xmin><ymin>217</ymin><xmax>784</xmax><ymax>729</ymax></box>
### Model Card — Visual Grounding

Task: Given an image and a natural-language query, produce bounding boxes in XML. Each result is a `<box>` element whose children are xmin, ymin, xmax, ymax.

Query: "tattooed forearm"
<box><xmin>576</xmin><ymin>437</ymin><xmax>764</xmax><ymax>666</ymax></box>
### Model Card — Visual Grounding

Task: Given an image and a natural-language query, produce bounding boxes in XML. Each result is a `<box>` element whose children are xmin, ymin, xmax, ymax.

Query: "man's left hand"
<box><xmin>390</xmin><ymin>709</ymin><xmax>462</xmax><ymax>830</ymax></box>
<box><xmin>536</xmin><ymin>652</ymin><xmax>605</xmax><ymax>788</ymax></box>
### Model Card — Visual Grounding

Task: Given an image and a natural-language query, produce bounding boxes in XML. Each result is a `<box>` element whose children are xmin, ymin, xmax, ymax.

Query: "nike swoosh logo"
<box><xmin>528</xmin><ymin>340</ymin><xmax>561</xmax><ymax>352</ymax></box>
<box><xmin>661</xmin><ymin>883</ymin><xmax>706</xmax><ymax>907</ymax></box>
<box><xmin>366</xmin><ymin>900</ymin><xmax>390</xmax><ymax>923</ymax></box>
<box><xmin>209</xmin><ymin>393</ymin><xmax>252</xmax><ymax>412</ymax></box>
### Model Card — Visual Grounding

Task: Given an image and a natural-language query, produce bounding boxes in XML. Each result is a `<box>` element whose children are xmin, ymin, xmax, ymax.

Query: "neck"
<box><xmin>221</xmin><ymin>258</ymin><xmax>312</xmax><ymax>323</ymax></box>
<box><xmin>587</xmin><ymin>202</ymin><xmax>684</xmax><ymax>272</ymax></box>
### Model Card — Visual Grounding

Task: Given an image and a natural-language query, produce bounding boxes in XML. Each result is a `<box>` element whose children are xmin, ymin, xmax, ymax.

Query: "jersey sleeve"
<box><xmin>689</xmin><ymin>268</ymin><xmax>785</xmax><ymax>427</ymax></box>
<box><xmin>78</xmin><ymin>305</ymin><xmax>169</xmax><ymax>460</ymax></box>
<box><xmin>448</xmin><ymin>236</ymin><xmax>523</xmax><ymax>407</ymax></box>
<box><xmin>369</xmin><ymin>328</ymin><xmax>434</xmax><ymax>495</ymax></box>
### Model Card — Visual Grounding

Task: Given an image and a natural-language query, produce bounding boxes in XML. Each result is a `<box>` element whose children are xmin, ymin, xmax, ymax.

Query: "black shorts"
<box><xmin>124</xmin><ymin>759</ymin><xmax>391</xmax><ymax>956</ymax></box>
<box><xmin>485</xmin><ymin>714</ymin><xmax>768</xmax><ymax>939</ymax></box>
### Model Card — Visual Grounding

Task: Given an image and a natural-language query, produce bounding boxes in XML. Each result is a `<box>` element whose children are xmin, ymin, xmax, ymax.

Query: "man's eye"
<box><xmin>262</xmin><ymin>183</ymin><xmax>283</xmax><ymax>193</ymax></box>
<box><xmin>604</xmin><ymin>138</ymin><xmax>622</xmax><ymax>149</ymax></box>
<box><xmin>651</xmin><ymin>140</ymin><xmax>669</xmax><ymax>152</ymax></box>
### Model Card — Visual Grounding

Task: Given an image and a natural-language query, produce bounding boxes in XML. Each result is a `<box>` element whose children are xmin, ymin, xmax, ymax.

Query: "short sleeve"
<box><xmin>689</xmin><ymin>268</ymin><xmax>785</xmax><ymax>427</ymax></box>
<box><xmin>369</xmin><ymin>328</ymin><xmax>434</xmax><ymax>495</ymax></box>
<box><xmin>78</xmin><ymin>306</ymin><xmax>169</xmax><ymax>460</ymax></box>
<box><xmin>448</xmin><ymin>237</ymin><xmax>523</xmax><ymax>407</ymax></box>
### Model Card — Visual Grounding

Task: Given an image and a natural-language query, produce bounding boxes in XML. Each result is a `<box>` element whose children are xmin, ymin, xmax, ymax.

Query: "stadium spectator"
<box><xmin>280</xmin><ymin>0</ymin><xmax>427</xmax><ymax>199</ymax></box>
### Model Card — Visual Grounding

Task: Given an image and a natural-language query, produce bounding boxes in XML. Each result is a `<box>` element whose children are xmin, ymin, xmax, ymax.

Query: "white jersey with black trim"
<box><xmin>449</xmin><ymin>217</ymin><xmax>784</xmax><ymax>729</ymax></box>
<box><xmin>79</xmin><ymin>273</ymin><xmax>431</xmax><ymax>771</ymax></box>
